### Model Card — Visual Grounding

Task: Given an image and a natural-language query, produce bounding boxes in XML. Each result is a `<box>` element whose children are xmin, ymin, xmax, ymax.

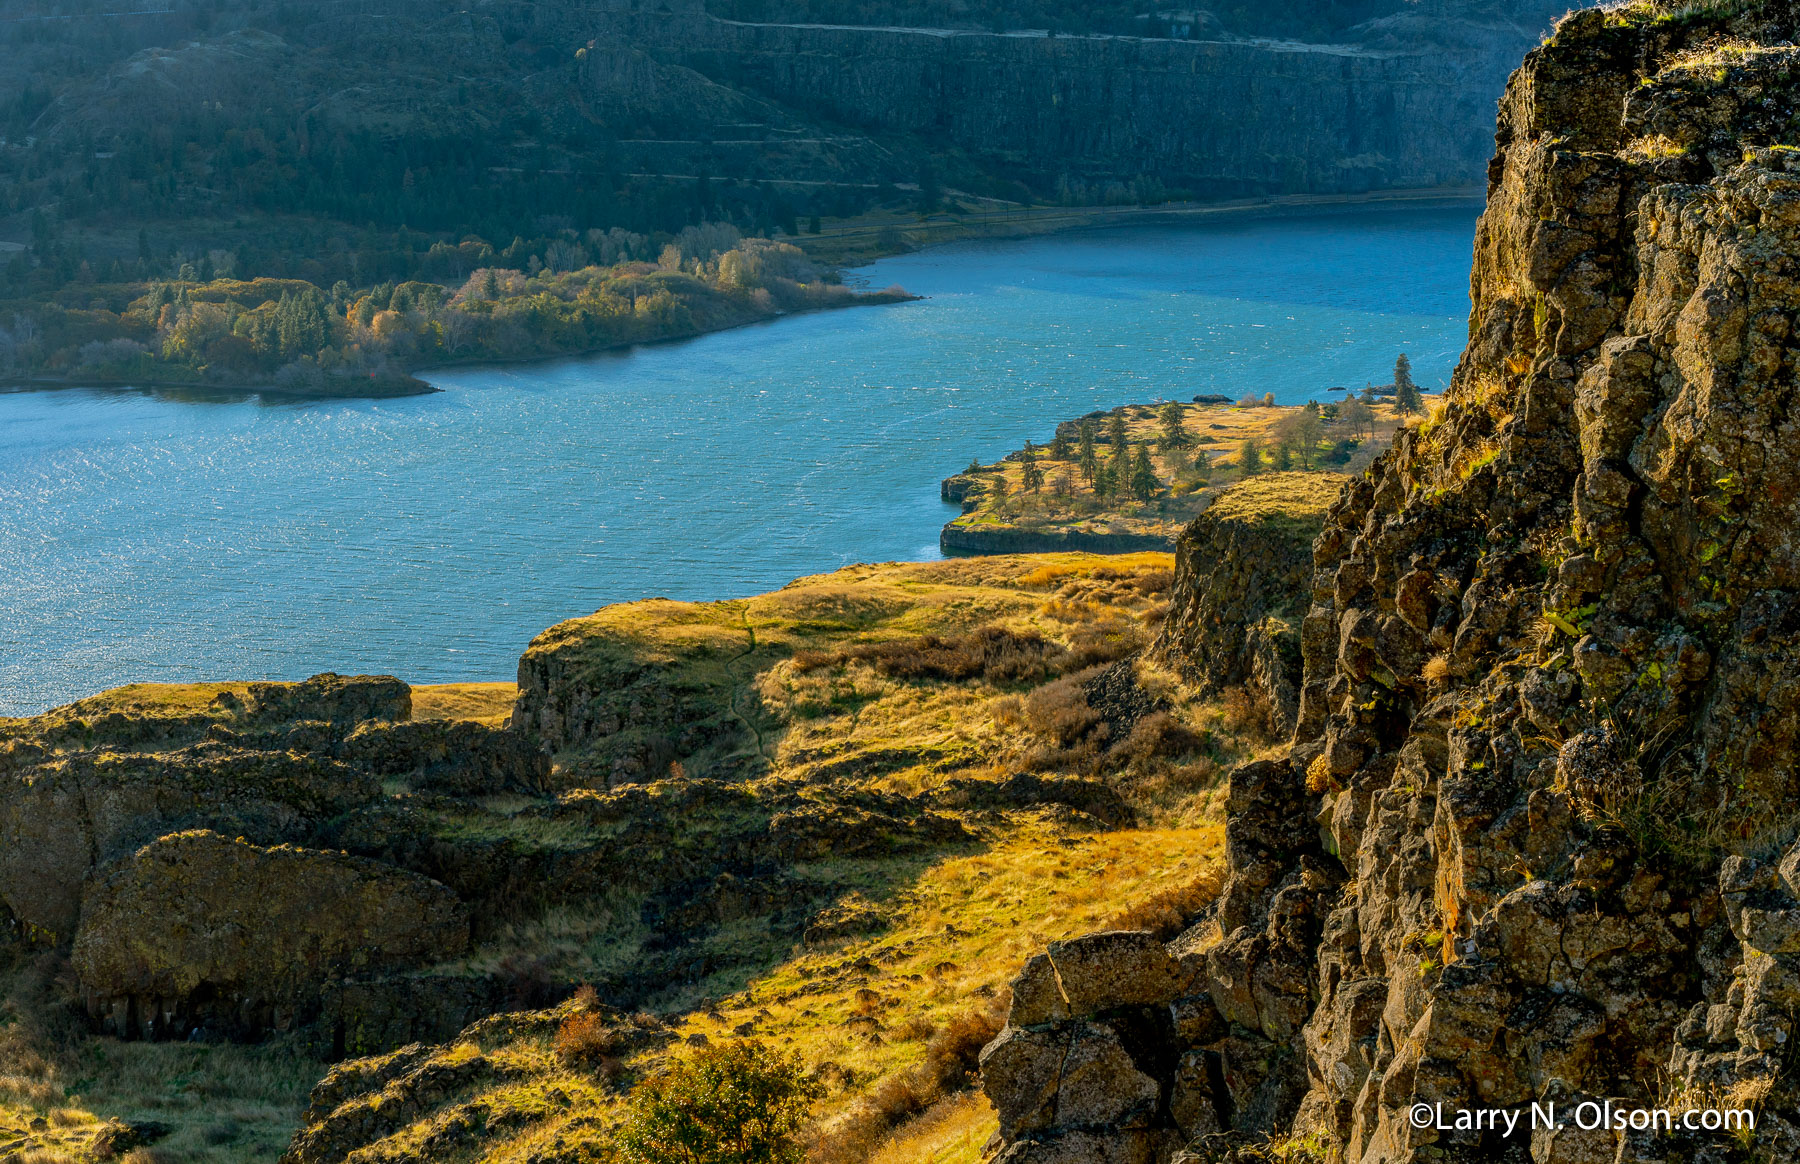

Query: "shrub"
<box><xmin>1022</xmin><ymin>672</ymin><xmax>1103</xmax><ymax>748</ymax></box>
<box><xmin>807</xmin><ymin>997</ymin><xmax>1005</xmax><ymax>1164</ymax></box>
<box><xmin>1221</xmin><ymin>687</ymin><xmax>1263</xmax><ymax>737</ymax></box>
<box><xmin>1064</xmin><ymin>616</ymin><xmax>1146</xmax><ymax>668</ymax></box>
<box><xmin>553</xmin><ymin>1011</ymin><xmax>616</xmax><ymax>1068</ymax></box>
<box><xmin>1116</xmin><ymin>711</ymin><xmax>1205</xmax><ymax>765</ymax></box>
<box><xmin>615</xmin><ymin>1040</ymin><xmax>821</xmax><ymax>1164</ymax></box>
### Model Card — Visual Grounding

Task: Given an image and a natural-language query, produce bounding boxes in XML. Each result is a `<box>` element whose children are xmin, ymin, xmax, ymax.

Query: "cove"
<box><xmin>0</xmin><ymin>205</ymin><xmax>1478</xmax><ymax>715</ymax></box>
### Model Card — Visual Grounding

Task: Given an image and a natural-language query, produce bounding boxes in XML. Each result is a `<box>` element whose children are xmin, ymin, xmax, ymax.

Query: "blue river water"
<box><xmin>0</xmin><ymin>205</ymin><xmax>1478</xmax><ymax>714</ymax></box>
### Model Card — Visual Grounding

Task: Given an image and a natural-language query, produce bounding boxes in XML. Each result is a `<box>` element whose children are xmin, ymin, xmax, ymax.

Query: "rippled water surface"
<box><xmin>1</xmin><ymin>206</ymin><xmax>1479</xmax><ymax>714</ymax></box>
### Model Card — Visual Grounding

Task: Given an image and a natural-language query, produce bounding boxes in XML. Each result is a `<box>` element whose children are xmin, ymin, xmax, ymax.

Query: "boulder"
<box><xmin>245</xmin><ymin>673</ymin><xmax>410</xmax><ymax>726</ymax></box>
<box><xmin>72</xmin><ymin>830</ymin><xmax>466</xmax><ymax>1039</ymax></box>
<box><xmin>1045</xmin><ymin>930</ymin><xmax>1189</xmax><ymax>1015</ymax></box>
<box><xmin>0</xmin><ymin>747</ymin><xmax>381</xmax><ymax>941</ymax></box>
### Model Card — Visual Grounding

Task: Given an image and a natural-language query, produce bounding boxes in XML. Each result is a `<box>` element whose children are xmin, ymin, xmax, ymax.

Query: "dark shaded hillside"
<box><xmin>1</xmin><ymin>0</ymin><xmax>1563</xmax><ymax>300</ymax></box>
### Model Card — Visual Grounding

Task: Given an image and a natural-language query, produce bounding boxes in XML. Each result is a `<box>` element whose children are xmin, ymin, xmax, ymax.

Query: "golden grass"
<box><xmin>528</xmin><ymin>553</ymin><xmax>1186</xmax><ymax>782</ymax></box>
<box><xmin>14</xmin><ymin>552</ymin><xmax>1244</xmax><ymax>1163</ymax></box>
<box><xmin>0</xmin><ymin>682</ymin><xmax>256</xmax><ymax>742</ymax></box>
<box><xmin>668</xmin><ymin>821</ymin><xmax>1225</xmax><ymax>1113</ymax></box>
<box><xmin>0</xmin><ymin>980</ymin><xmax>322</xmax><ymax>1164</ymax></box>
<box><xmin>411</xmin><ymin>682</ymin><xmax>517</xmax><ymax>725</ymax></box>
<box><xmin>948</xmin><ymin>399</ymin><xmax>1408</xmax><ymax>543</ymax></box>
<box><xmin>864</xmin><ymin>1092</ymin><xmax>997</xmax><ymax>1164</ymax></box>
<box><xmin>1204</xmin><ymin>471</ymin><xmax>1345</xmax><ymax>525</ymax></box>
<box><xmin>287</xmin><ymin>818</ymin><xmax>1227</xmax><ymax>1164</ymax></box>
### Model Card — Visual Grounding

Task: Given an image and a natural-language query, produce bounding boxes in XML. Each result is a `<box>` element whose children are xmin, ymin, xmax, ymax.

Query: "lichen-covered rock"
<box><xmin>1156</xmin><ymin>474</ymin><xmax>1340</xmax><ymax>740</ymax></box>
<box><xmin>1255</xmin><ymin>5</ymin><xmax>1800</xmax><ymax>1160</ymax></box>
<box><xmin>72</xmin><ymin>831</ymin><xmax>466</xmax><ymax>1040</ymax></box>
<box><xmin>1047</xmin><ymin>930</ymin><xmax>1192</xmax><ymax>1014</ymax></box>
<box><xmin>986</xmin><ymin>6</ymin><xmax>1800</xmax><ymax>1160</ymax></box>
<box><xmin>337</xmin><ymin>718</ymin><xmax>549</xmax><ymax>795</ymax></box>
<box><xmin>0</xmin><ymin>746</ymin><xmax>381</xmax><ymax>940</ymax></box>
<box><xmin>245</xmin><ymin>673</ymin><xmax>410</xmax><ymax>726</ymax></box>
<box><xmin>982</xmin><ymin>927</ymin><xmax>1230</xmax><ymax>1160</ymax></box>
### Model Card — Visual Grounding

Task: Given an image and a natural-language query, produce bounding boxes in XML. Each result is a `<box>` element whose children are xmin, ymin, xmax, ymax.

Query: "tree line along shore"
<box><xmin>941</xmin><ymin>356</ymin><xmax>1429</xmax><ymax>553</ymax></box>
<box><xmin>0</xmin><ymin>226</ymin><xmax>910</xmax><ymax>396</ymax></box>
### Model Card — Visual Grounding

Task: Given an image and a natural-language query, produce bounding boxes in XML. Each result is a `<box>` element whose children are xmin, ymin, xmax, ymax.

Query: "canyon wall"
<box><xmin>983</xmin><ymin>3</ymin><xmax>1800</xmax><ymax>1160</ymax></box>
<box><xmin>589</xmin><ymin>0</ymin><xmax>1564</xmax><ymax>197</ymax></box>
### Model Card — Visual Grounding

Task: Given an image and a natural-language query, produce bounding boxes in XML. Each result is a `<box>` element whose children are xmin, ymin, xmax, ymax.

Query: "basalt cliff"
<box><xmin>978</xmin><ymin>3</ymin><xmax>1800</xmax><ymax>1162</ymax></box>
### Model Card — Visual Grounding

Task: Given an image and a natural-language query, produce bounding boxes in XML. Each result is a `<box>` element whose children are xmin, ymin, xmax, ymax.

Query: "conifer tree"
<box><xmin>1239</xmin><ymin>438</ymin><xmax>1262</xmax><ymax>476</ymax></box>
<box><xmin>1158</xmin><ymin>400</ymin><xmax>1188</xmax><ymax>449</ymax></box>
<box><xmin>1049</xmin><ymin>429</ymin><xmax>1073</xmax><ymax>460</ymax></box>
<box><xmin>1394</xmin><ymin>353</ymin><xmax>1424</xmax><ymax>414</ymax></box>
<box><xmin>1094</xmin><ymin>458</ymin><xmax>1115</xmax><ymax>498</ymax></box>
<box><xmin>1021</xmin><ymin>457</ymin><xmax>1045</xmax><ymax>493</ymax></box>
<box><xmin>1078</xmin><ymin>425</ymin><xmax>1099</xmax><ymax>484</ymax></box>
<box><xmin>1131</xmin><ymin>446</ymin><xmax>1158</xmax><ymax>501</ymax></box>
<box><xmin>1108</xmin><ymin>413</ymin><xmax>1129</xmax><ymax>448</ymax></box>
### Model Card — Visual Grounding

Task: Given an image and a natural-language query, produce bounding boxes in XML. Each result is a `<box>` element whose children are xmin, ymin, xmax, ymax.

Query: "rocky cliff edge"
<box><xmin>983</xmin><ymin>4</ymin><xmax>1800</xmax><ymax>1160</ymax></box>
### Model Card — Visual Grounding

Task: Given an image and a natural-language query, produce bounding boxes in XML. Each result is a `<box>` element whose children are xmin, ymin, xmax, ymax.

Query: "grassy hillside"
<box><xmin>0</xmin><ymin>552</ymin><xmax>1279</xmax><ymax>1163</ymax></box>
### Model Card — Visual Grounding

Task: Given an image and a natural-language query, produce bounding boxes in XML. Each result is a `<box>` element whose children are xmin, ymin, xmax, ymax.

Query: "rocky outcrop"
<box><xmin>243</xmin><ymin>673</ymin><xmax>410</xmax><ymax>726</ymax></box>
<box><xmin>0</xmin><ymin>673</ymin><xmax>565</xmax><ymax>1054</ymax></box>
<box><xmin>1156</xmin><ymin>474</ymin><xmax>1342</xmax><ymax>739</ymax></box>
<box><xmin>338</xmin><ymin>719</ymin><xmax>550</xmax><ymax>796</ymax></box>
<box><xmin>281</xmin><ymin>1001</ymin><xmax>671</xmax><ymax>1164</ymax></box>
<box><xmin>986</xmin><ymin>4</ymin><xmax>1800</xmax><ymax>1160</ymax></box>
<box><xmin>71</xmin><ymin>831</ymin><xmax>467</xmax><ymax>1042</ymax></box>
<box><xmin>0</xmin><ymin>745</ymin><xmax>382</xmax><ymax>941</ymax></box>
<box><xmin>979</xmin><ymin>930</ymin><xmax>1218</xmax><ymax>1162</ymax></box>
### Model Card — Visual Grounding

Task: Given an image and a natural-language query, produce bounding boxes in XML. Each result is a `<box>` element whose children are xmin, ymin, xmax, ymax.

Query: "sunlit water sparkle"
<box><xmin>0</xmin><ymin>207</ymin><xmax>1478</xmax><ymax>714</ymax></box>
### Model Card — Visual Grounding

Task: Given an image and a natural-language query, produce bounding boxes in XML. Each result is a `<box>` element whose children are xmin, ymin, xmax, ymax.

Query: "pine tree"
<box><xmin>1021</xmin><ymin>457</ymin><xmax>1045</xmax><ymax>493</ymax></box>
<box><xmin>1131</xmin><ymin>446</ymin><xmax>1158</xmax><ymax>501</ymax></box>
<box><xmin>1078</xmin><ymin>424</ymin><xmax>1099</xmax><ymax>484</ymax></box>
<box><xmin>1049</xmin><ymin>429</ymin><xmax>1073</xmax><ymax>460</ymax></box>
<box><xmin>1394</xmin><ymin>353</ymin><xmax>1424</xmax><ymax>415</ymax></box>
<box><xmin>483</xmin><ymin>270</ymin><xmax>500</xmax><ymax>299</ymax></box>
<box><xmin>1158</xmin><ymin>400</ymin><xmax>1187</xmax><ymax>449</ymax></box>
<box><xmin>1270</xmin><ymin>442</ymin><xmax>1293</xmax><ymax>471</ymax></box>
<box><xmin>1108</xmin><ymin>413</ymin><xmax>1129</xmax><ymax>448</ymax></box>
<box><xmin>1239</xmin><ymin>438</ymin><xmax>1262</xmax><ymax>476</ymax></box>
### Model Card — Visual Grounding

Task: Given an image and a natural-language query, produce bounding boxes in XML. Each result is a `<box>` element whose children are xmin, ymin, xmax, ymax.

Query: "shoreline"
<box><xmin>805</xmin><ymin>184</ymin><xmax>1486</xmax><ymax>267</ymax></box>
<box><xmin>0</xmin><ymin>290</ymin><xmax>918</xmax><ymax>402</ymax></box>
<box><xmin>0</xmin><ymin>192</ymin><xmax>1472</xmax><ymax>401</ymax></box>
<box><xmin>415</xmin><ymin>288</ymin><xmax>919</xmax><ymax>382</ymax></box>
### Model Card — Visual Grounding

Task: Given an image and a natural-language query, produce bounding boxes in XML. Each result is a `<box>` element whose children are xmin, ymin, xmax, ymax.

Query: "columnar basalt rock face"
<box><xmin>594</xmin><ymin>2</ymin><xmax>1562</xmax><ymax>196</ymax></box>
<box><xmin>71</xmin><ymin>830</ymin><xmax>468</xmax><ymax>1042</ymax></box>
<box><xmin>978</xmin><ymin>931</ymin><xmax>1216</xmax><ymax>1162</ymax></box>
<box><xmin>987</xmin><ymin>4</ymin><xmax>1800</xmax><ymax>1160</ymax></box>
<box><xmin>1284</xmin><ymin>7</ymin><xmax>1800</xmax><ymax>1159</ymax></box>
<box><xmin>1156</xmin><ymin>474</ymin><xmax>1340</xmax><ymax>739</ymax></box>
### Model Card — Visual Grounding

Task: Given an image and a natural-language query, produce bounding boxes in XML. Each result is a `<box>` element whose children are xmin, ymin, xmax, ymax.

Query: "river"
<box><xmin>0</xmin><ymin>205</ymin><xmax>1479</xmax><ymax>715</ymax></box>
